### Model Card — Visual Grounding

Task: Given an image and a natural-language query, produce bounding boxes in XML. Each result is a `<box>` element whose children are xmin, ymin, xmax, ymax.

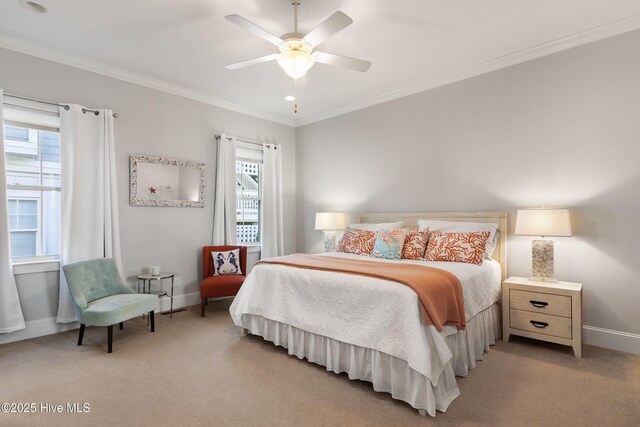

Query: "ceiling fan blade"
<box><xmin>303</xmin><ymin>11</ymin><xmax>353</xmax><ymax>47</ymax></box>
<box><xmin>313</xmin><ymin>52</ymin><xmax>371</xmax><ymax>72</ymax></box>
<box><xmin>225</xmin><ymin>14</ymin><xmax>283</xmax><ymax>46</ymax></box>
<box><xmin>225</xmin><ymin>54</ymin><xmax>279</xmax><ymax>70</ymax></box>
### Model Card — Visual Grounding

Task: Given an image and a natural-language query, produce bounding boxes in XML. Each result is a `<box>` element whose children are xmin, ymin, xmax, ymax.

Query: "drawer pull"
<box><xmin>530</xmin><ymin>320</ymin><xmax>549</xmax><ymax>329</ymax></box>
<box><xmin>529</xmin><ymin>300</ymin><xmax>549</xmax><ymax>308</ymax></box>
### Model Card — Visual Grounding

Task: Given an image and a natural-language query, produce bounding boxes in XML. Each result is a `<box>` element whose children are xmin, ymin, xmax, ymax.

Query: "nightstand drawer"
<box><xmin>510</xmin><ymin>289</ymin><xmax>571</xmax><ymax>317</ymax></box>
<box><xmin>510</xmin><ymin>309</ymin><xmax>572</xmax><ymax>339</ymax></box>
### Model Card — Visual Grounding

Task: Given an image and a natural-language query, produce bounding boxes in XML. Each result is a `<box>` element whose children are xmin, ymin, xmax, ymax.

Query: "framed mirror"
<box><xmin>129</xmin><ymin>155</ymin><xmax>206</xmax><ymax>207</ymax></box>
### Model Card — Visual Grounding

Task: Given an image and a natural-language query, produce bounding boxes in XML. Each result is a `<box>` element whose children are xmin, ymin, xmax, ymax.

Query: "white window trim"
<box><xmin>13</xmin><ymin>258</ymin><xmax>60</xmax><ymax>275</ymax></box>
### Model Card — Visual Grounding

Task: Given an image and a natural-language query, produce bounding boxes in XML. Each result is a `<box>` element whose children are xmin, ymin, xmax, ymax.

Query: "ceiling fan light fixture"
<box><xmin>277</xmin><ymin>39</ymin><xmax>315</xmax><ymax>79</ymax></box>
<box><xmin>277</xmin><ymin>50</ymin><xmax>314</xmax><ymax>79</ymax></box>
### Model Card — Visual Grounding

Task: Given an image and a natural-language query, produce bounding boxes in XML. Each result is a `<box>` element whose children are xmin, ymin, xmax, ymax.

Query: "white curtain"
<box><xmin>212</xmin><ymin>133</ymin><xmax>237</xmax><ymax>245</ymax></box>
<box><xmin>0</xmin><ymin>89</ymin><xmax>26</xmax><ymax>333</ymax></box>
<box><xmin>56</xmin><ymin>105</ymin><xmax>123</xmax><ymax>323</ymax></box>
<box><xmin>261</xmin><ymin>144</ymin><xmax>284</xmax><ymax>258</ymax></box>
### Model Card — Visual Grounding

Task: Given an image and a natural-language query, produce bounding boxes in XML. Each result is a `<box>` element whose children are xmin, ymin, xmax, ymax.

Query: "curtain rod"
<box><xmin>215</xmin><ymin>133</ymin><xmax>262</xmax><ymax>147</ymax></box>
<box><xmin>214</xmin><ymin>134</ymin><xmax>279</xmax><ymax>150</ymax></box>
<box><xmin>4</xmin><ymin>93</ymin><xmax>119</xmax><ymax>118</ymax></box>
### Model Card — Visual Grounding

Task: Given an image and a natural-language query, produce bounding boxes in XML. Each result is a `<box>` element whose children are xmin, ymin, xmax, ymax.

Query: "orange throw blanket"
<box><xmin>256</xmin><ymin>254</ymin><xmax>466</xmax><ymax>331</ymax></box>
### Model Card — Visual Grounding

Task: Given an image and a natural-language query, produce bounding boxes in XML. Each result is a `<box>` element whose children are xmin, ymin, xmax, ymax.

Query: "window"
<box><xmin>235</xmin><ymin>144</ymin><xmax>263</xmax><ymax>244</ymax></box>
<box><xmin>4</xmin><ymin>116</ymin><xmax>61</xmax><ymax>260</ymax></box>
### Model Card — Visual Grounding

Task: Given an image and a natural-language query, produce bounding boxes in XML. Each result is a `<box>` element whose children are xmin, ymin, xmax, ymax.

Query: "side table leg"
<box><xmin>170</xmin><ymin>276</ymin><xmax>174</xmax><ymax>318</ymax></box>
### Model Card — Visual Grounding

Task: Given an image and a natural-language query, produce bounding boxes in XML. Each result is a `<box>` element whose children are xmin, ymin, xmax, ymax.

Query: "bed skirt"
<box><xmin>240</xmin><ymin>303</ymin><xmax>500</xmax><ymax>417</ymax></box>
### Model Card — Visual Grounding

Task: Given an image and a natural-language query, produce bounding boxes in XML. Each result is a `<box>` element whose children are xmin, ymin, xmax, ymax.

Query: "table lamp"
<box><xmin>315</xmin><ymin>212</ymin><xmax>346</xmax><ymax>252</ymax></box>
<box><xmin>515</xmin><ymin>208</ymin><xmax>572</xmax><ymax>282</ymax></box>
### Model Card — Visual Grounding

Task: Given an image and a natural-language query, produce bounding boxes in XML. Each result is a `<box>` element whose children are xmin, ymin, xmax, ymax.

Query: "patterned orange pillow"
<box><xmin>424</xmin><ymin>231</ymin><xmax>491</xmax><ymax>265</ymax></box>
<box><xmin>337</xmin><ymin>227</ymin><xmax>376</xmax><ymax>255</ymax></box>
<box><xmin>402</xmin><ymin>229</ymin><xmax>429</xmax><ymax>260</ymax></box>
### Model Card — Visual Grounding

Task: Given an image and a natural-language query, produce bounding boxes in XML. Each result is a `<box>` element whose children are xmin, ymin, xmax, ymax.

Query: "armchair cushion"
<box><xmin>82</xmin><ymin>293</ymin><xmax>157</xmax><ymax>327</ymax></box>
<box><xmin>200</xmin><ymin>274</ymin><xmax>245</xmax><ymax>299</ymax></box>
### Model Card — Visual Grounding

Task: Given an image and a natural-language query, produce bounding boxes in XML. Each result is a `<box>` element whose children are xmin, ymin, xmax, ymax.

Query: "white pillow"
<box><xmin>350</xmin><ymin>221</ymin><xmax>403</xmax><ymax>232</ymax></box>
<box><xmin>417</xmin><ymin>219</ymin><xmax>499</xmax><ymax>259</ymax></box>
<box><xmin>211</xmin><ymin>249</ymin><xmax>243</xmax><ymax>276</ymax></box>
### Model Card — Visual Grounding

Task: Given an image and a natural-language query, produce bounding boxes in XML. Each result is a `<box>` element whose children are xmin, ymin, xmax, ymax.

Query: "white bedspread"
<box><xmin>229</xmin><ymin>253</ymin><xmax>501</xmax><ymax>385</ymax></box>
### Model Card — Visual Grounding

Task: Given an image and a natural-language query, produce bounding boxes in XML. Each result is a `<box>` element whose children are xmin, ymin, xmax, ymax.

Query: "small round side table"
<box><xmin>137</xmin><ymin>272</ymin><xmax>174</xmax><ymax>318</ymax></box>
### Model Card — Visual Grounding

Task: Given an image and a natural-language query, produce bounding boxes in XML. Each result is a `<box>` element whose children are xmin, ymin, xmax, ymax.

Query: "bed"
<box><xmin>229</xmin><ymin>212</ymin><xmax>507</xmax><ymax>416</ymax></box>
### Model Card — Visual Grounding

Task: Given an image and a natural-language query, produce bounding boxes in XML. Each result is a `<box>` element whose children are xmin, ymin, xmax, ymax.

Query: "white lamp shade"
<box><xmin>315</xmin><ymin>212</ymin><xmax>346</xmax><ymax>231</ymax></box>
<box><xmin>515</xmin><ymin>208</ymin><xmax>572</xmax><ymax>237</ymax></box>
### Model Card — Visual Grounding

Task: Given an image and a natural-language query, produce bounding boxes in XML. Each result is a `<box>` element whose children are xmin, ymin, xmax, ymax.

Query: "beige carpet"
<box><xmin>1</xmin><ymin>299</ymin><xmax>639</xmax><ymax>427</ymax></box>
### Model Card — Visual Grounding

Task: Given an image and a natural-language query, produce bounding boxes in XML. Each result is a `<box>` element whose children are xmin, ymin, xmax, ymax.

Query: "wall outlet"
<box><xmin>174</xmin><ymin>276</ymin><xmax>181</xmax><ymax>286</ymax></box>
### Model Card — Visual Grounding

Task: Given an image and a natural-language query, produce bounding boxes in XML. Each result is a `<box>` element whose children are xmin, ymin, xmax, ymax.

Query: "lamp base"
<box><xmin>529</xmin><ymin>276</ymin><xmax>559</xmax><ymax>283</ymax></box>
<box><xmin>531</xmin><ymin>239</ymin><xmax>556</xmax><ymax>282</ymax></box>
<box><xmin>323</xmin><ymin>230</ymin><xmax>338</xmax><ymax>252</ymax></box>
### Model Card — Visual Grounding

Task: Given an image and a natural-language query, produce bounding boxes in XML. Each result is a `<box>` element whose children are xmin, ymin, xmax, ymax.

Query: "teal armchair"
<box><xmin>62</xmin><ymin>258</ymin><xmax>158</xmax><ymax>353</ymax></box>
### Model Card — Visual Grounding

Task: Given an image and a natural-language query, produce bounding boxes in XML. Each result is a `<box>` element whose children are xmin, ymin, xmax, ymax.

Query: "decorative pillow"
<box><xmin>211</xmin><ymin>249</ymin><xmax>242</xmax><ymax>276</ymax></box>
<box><xmin>350</xmin><ymin>221</ymin><xmax>404</xmax><ymax>232</ymax></box>
<box><xmin>401</xmin><ymin>229</ymin><xmax>429</xmax><ymax>260</ymax></box>
<box><xmin>418</xmin><ymin>220</ymin><xmax>499</xmax><ymax>259</ymax></box>
<box><xmin>337</xmin><ymin>227</ymin><xmax>376</xmax><ymax>255</ymax></box>
<box><xmin>424</xmin><ymin>231</ymin><xmax>491</xmax><ymax>265</ymax></box>
<box><xmin>371</xmin><ymin>229</ymin><xmax>409</xmax><ymax>260</ymax></box>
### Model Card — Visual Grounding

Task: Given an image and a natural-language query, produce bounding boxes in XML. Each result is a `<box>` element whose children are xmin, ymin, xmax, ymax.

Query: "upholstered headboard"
<box><xmin>359</xmin><ymin>212</ymin><xmax>508</xmax><ymax>280</ymax></box>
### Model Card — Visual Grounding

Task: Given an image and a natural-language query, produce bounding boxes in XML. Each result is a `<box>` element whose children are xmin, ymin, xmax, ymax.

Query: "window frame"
<box><xmin>235</xmin><ymin>143</ymin><xmax>263</xmax><ymax>246</ymax></box>
<box><xmin>4</xmin><ymin>119</ymin><xmax>61</xmax><ymax>263</ymax></box>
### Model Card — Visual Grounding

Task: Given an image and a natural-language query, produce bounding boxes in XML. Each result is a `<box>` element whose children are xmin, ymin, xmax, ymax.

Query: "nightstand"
<box><xmin>502</xmin><ymin>276</ymin><xmax>582</xmax><ymax>358</ymax></box>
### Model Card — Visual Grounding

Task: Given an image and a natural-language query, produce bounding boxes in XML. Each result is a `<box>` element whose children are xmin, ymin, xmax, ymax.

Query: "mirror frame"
<box><xmin>129</xmin><ymin>154</ymin><xmax>206</xmax><ymax>207</ymax></box>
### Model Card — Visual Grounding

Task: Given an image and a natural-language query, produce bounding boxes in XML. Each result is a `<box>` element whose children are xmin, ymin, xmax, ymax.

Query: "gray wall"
<box><xmin>296</xmin><ymin>30</ymin><xmax>640</xmax><ymax>343</ymax></box>
<box><xmin>0</xmin><ymin>47</ymin><xmax>296</xmax><ymax>329</ymax></box>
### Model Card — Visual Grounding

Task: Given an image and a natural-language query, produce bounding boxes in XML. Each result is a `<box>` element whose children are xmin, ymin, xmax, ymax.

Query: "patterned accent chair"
<box><xmin>62</xmin><ymin>258</ymin><xmax>158</xmax><ymax>353</ymax></box>
<box><xmin>200</xmin><ymin>246</ymin><xmax>247</xmax><ymax>317</ymax></box>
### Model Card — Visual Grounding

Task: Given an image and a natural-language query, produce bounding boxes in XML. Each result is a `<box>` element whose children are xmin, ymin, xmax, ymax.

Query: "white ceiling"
<box><xmin>1</xmin><ymin>0</ymin><xmax>640</xmax><ymax>127</ymax></box>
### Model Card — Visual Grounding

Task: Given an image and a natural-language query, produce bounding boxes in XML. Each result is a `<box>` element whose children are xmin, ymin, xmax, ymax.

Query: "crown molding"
<box><xmin>0</xmin><ymin>34</ymin><xmax>296</xmax><ymax>127</ymax></box>
<box><xmin>295</xmin><ymin>13</ymin><xmax>640</xmax><ymax>127</ymax></box>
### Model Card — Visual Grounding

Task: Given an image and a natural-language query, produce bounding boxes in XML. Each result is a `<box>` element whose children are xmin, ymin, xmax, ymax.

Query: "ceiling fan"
<box><xmin>224</xmin><ymin>1</ymin><xmax>371</xmax><ymax>80</ymax></box>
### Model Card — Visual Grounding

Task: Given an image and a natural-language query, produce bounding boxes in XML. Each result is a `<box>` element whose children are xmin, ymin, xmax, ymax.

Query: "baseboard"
<box><xmin>0</xmin><ymin>291</ymin><xmax>201</xmax><ymax>346</ymax></box>
<box><xmin>156</xmin><ymin>291</ymin><xmax>200</xmax><ymax>314</ymax></box>
<box><xmin>0</xmin><ymin>317</ymin><xmax>79</xmax><ymax>345</ymax></box>
<box><xmin>583</xmin><ymin>325</ymin><xmax>640</xmax><ymax>355</ymax></box>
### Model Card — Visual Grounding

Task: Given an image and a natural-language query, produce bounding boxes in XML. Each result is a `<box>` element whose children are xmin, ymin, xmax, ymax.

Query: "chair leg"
<box><xmin>201</xmin><ymin>298</ymin><xmax>206</xmax><ymax>317</ymax></box>
<box><xmin>119</xmin><ymin>322</ymin><xmax>124</xmax><ymax>330</ymax></box>
<box><xmin>150</xmin><ymin>311</ymin><xmax>155</xmax><ymax>332</ymax></box>
<box><xmin>107</xmin><ymin>325</ymin><xmax>113</xmax><ymax>353</ymax></box>
<box><xmin>205</xmin><ymin>298</ymin><xmax>208</xmax><ymax>306</ymax></box>
<box><xmin>78</xmin><ymin>324</ymin><xmax>85</xmax><ymax>346</ymax></box>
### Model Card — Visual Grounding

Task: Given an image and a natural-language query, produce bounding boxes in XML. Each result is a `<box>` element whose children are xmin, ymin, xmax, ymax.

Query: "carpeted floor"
<box><xmin>1</xmin><ymin>298</ymin><xmax>639</xmax><ymax>426</ymax></box>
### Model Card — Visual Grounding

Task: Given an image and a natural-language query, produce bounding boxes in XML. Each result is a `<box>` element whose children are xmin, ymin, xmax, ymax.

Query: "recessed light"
<box><xmin>284</xmin><ymin>95</ymin><xmax>295</xmax><ymax>102</ymax></box>
<box><xmin>20</xmin><ymin>0</ymin><xmax>46</xmax><ymax>13</ymax></box>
